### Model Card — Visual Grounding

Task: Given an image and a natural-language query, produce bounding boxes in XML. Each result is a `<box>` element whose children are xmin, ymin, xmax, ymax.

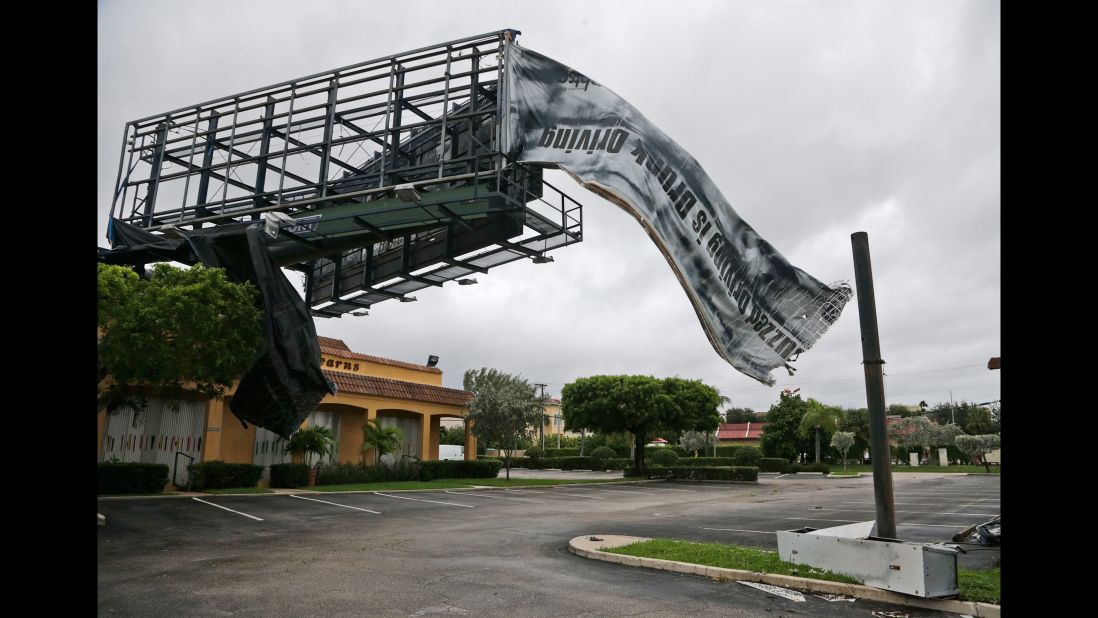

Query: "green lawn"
<box><xmin>202</xmin><ymin>487</ymin><xmax>273</xmax><ymax>494</ymax></box>
<box><xmin>605</xmin><ymin>539</ymin><xmax>999</xmax><ymax>604</ymax></box>
<box><xmin>309</xmin><ymin>478</ymin><xmax>632</xmax><ymax>492</ymax></box>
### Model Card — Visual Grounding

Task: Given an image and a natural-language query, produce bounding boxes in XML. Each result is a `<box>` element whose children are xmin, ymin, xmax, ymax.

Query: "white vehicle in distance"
<box><xmin>438</xmin><ymin>445</ymin><xmax>464</xmax><ymax>461</ymax></box>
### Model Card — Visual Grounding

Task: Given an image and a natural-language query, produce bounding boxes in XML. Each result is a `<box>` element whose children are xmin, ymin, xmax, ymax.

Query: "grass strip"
<box><xmin>604</xmin><ymin>539</ymin><xmax>1000</xmax><ymax>604</ymax></box>
<box><xmin>310</xmin><ymin>478</ymin><xmax>630</xmax><ymax>492</ymax></box>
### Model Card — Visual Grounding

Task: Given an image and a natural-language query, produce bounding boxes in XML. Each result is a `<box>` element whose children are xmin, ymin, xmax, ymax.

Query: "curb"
<box><xmin>827</xmin><ymin>472</ymin><xmax>865</xmax><ymax>478</ymax></box>
<box><xmin>568</xmin><ymin>535</ymin><xmax>1000</xmax><ymax>618</ymax></box>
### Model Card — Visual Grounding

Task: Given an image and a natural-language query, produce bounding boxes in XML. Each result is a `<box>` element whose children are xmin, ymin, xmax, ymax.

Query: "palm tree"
<box><xmin>362</xmin><ymin>419</ymin><xmax>404</xmax><ymax>465</ymax></box>
<box><xmin>797</xmin><ymin>399</ymin><xmax>841</xmax><ymax>464</ymax></box>
<box><xmin>285</xmin><ymin>426</ymin><xmax>335</xmax><ymax>467</ymax></box>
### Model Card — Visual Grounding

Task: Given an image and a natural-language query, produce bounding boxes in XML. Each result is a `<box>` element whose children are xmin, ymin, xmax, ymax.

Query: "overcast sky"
<box><xmin>98</xmin><ymin>0</ymin><xmax>1000</xmax><ymax>413</ymax></box>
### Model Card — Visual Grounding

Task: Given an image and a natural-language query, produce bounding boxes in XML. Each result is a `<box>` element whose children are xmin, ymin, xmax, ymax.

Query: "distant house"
<box><xmin>717</xmin><ymin>422</ymin><xmax>767</xmax><ymax>448</ymax></box>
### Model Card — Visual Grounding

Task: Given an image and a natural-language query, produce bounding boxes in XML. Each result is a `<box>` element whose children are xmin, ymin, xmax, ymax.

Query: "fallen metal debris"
<box><xmin>812</xmin><ymin>593</ymin><xmax>856</xmax><ymax>602</ymax></box>
<box><xmin>738</xmin><ymin>581</ymin><xmax>805</xmax><ymax>602</ymax></box>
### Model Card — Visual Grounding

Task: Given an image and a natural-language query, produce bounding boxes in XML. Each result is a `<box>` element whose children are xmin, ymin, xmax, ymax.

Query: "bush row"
<box><xmin>269</xmin><ymin>463</ymin><xmax>310</xmax><ymax>488</ymax></box>
<box><xmin>625</xmin><ymin>465</ymin><xmax>759</xmax><ymax>482</ymax></box>
<box><xmin>188</xmin><ymin>461</ymin><xmax>263</xmax><ymax>490</ymax></box>
<box><xmin>98</xmin><ymin>462</ymin><xmax>169</xmax><ymax>495</ymax></box>
<box><xmin>315</xmin><ymin>461</ymin><xmax>420</xmax><ymax>485</ymax></box>
<box><xmin>418</xmin><ymin>459</ymin><xmax>502</xmax><ymax>481</ymax></box>
<box><xmin>754</xmin><ymin>458</ymin><xmax>832</xmax><ymax>474</ymax></box>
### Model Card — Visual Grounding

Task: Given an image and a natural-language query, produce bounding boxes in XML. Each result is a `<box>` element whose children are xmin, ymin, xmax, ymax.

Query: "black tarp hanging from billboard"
<box><xmin>501</xmin><ymin>43</ymin><xmax>851</xmax><ymax>385</ymax></box>
<box><xmin>102</xmin><ymin>219</ymin><xmax>336</xmax><ymax>438</ymax></box>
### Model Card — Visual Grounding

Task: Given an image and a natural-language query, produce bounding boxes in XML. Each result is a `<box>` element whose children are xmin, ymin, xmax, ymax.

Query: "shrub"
<box><xmin>589</xmin><ymin>446</ymin><xmax>618</xmax><ymax>465</ymax></box>
<box><xmin>645</xmin><ymin>445</ymin><xmax>687</xmax><ymax>457</ymax></box>
<box><xmin>649</xmin><ymin>449</ymin><xmax>680</xmax><ymax>466</ymax></box>
<box><xmin>757</xmin><ymin>458</ymin><xmax>790</xmax><ymax>473</ymax></box>
<box><xmin>628</xmin><ymin>465</ymin><xmax>758</xmax><ymax>482</ymax></box>
<box><xmin>787</xmin><ymin>462</ymin><xmax>830</xmax><ymax>474</ymax></box>
<box><xmin>732</xmin><ymin>446</ymin><xmax>763</xmax><ymax>466</ymax></box>
<box><xmin>188</xmin><ymin>461</ymin><xmax>263</xmax><ymax>490</ymax></box>
<box><xmin>315</xmin><ymin>460</ymin><xmax>419</xmax><ymax>485</ymax></box>
<box><xmin>269</xmin><ymin>463</ymin><xmax>310</xmax><ymax>488</ymax></box>
<box><xmin>673</xmin><ymin>457</ymin><xmax>736</xmax><ymax>467</ymax></box>
<box><xmin>714</xmin><ymin>445</ymin><xmax>742</xmax><ymax>458</ymax></box>
<box><xmin>557</xmin><ymin>456</ymin><xmax>597</xmax><ymax>470</ymax></box>
<box><xmin>543</xmin><ymin>447</ymin><xmax>580</xmax><ymax>458</ymax></box>
<box><xmin>601</xmin><ymin>458</ymin><xmax>634</xmax><ymax>470</ymax></box>
<box><xmin>98</xmin><ymin>462</ymin><xmax>169</xmax><ymax>494</ymax></box>
<box><xmin>524</xmin><ymin>446</ymin><xmax>545</xmax><ymax>460</ymax></box>
<box><xmin>419</xmin><ymin>459</ymin><xmax>502</xmax><ymax>481</ymax></box>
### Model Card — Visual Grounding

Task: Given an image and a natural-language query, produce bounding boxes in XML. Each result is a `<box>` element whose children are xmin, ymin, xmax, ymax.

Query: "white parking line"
<box><xmin>646</xmin><ymin>486</ymin><xmax>699</xmax><ymax>493</ymax></box>
<box><xmin>504</xmin><ymin>489</ymin><xmax>606</xmax><ymax>500</ymax></box>
<box><xmin>571</xmin><ymin>487</ymin><xmax>657</xmax><ymax>496</ymax></box>
<box><xmin>703</xmin><ymin>527</ymin><xmax>776</xmax><ymax>534</ymax></box>
<box><xmin>443</xmin><ymin>490</ymin><xmax>546</xmax><ymax>504</ymax></box>
<box><xmin>192</xmin><ymin>497</ymin><xmax>263</xmax><ymax>521</ymax></box>
<box><xmin>373</xmin><ymin>492</ymin><xmax>474</xmax><ymax>508</ymax></box>
<box><xmin>784</xmin><ymin>517</ymin><xmax>966</xmax><ymax>528</ymax></box>
<box><xmin>813</xmin><ymin>508</ymin><xmax>997</xmax><ymax>516</ymax></box>
<box><xmin>289</xmin><ymin>494</ymin><xmax>380</xmax><ymax>514</ymax></box>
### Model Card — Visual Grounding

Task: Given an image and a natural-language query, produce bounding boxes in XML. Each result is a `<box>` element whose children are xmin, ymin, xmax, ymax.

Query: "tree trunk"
<box><xmin>814</xmin><ymin>427</ymin><xmax>821</xmax><ymax>464</ymax></box>
<box><xmin>634</xmin><ymin>433</ymin><xmax>645</xmax><ymax>475</ymax></box>
<box><xmin>580</xmin><ymin>429</ymin><xmax>586</xmax><ymax>456</ymax></box>
<box><xmin>983</xmin><ymin>454</ymin><xmax>990</xmax><ymax>473</ymax></box>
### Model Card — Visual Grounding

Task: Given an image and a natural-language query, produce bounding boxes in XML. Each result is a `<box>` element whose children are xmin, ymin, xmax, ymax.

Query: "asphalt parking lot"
<box><xmin>98</xmin><ymin>472</ymin><xmax>999</xmax><ymax>616</ymax></box>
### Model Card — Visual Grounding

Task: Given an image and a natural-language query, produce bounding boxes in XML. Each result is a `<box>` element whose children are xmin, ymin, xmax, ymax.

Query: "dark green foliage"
<box><xmin>269</xmin><ymin>463</ymin><xmax>310</xmax><ymax>488</ymax></box>
<box><xmin>97</xmin><ymin>263</ymin><xmax>263</xmax><ymax>414</ymax></box>
<box><xmin>543</xmin><ymin>447</ymin><xmax>581</xmax><ymax>457</ymax></box>
<box><xmin>649</xmin><ymin>449</ymin><xmax>680</xmax><ymax>466</ymax></box>
<box><xmin>418</xmin><ymin>459</ymin><xmax>502</xmax><ymax>481</ymax></box>
<box><xmin>464</xmin><ymin>367</ymin><xmax>545</xmax><ymax>479</ymax></box>
<box><xmin>439</xmin><ymin>426</ymin><xmax>466</xmax><ymax>446</ymax></box>
<box><xmin>315</xmin><ymin>461</ymin><xmax>420</xmax><ymax>485</ymax></box>
<box><xmin>787</xmin><ymin>462</ymin><xmax>830</xmax><ymax>474</ymax></box>
<box><xmin>759</xmin><ymin>392</ymin><xmax>815</xmax><ymax>461</ymax></box>
<box><xmin>97</xmin><ymin>462</ymin><xmax>169</xmax><ymax>494</ymax></box>
<box><xmin>648</xmin><ymin>445</ymin><xmax>688</xmax><ymax>457</ymax></box>
<box><xmin>723</xmin><ymin>408</ymin><xmax>758</xmax><ymax>423</ymax></box>
<box><xmin>589</xmin><ymin>446</ymin><xmax>618</xmax><ymax>464</ymax></box>
<box><xmin>731</xmin><ymin>446</ymin><xmax>762</xmax><ymax>466</ymax></box>
<box><xmin>601</xmin><ymin>458</ymin><xmax>635</xmax><ymax>470</ymax></box>
<box><xmin>562</xmin><ymin>375</ymin><xmax>721</xmax><ymax>474</ymax></box>
<box><xmin>714</xmin><ymin>445</ymin><xmax>743</xmax><ymax>458</ymax></box>
<box><xmin>673</xmin><ymin>457</ymin><xmax>736</xmax><ymax>466</ymax></box>
<box><xmin>286</xmin><ymin>426</ymin><xmax>336</xmax><ymax>466</ymax></box>
<box><xmin>758</xmin><ymin>458</ymin><xmax>791</xmax><ymax>473</ymax></box>
<box><xmin>556</xmin><ymin>456</ymin><xmax>597</xmax><ymax>470</ymax></box>
<box><xmin>188</xmin><ymin>461</ymin><xmax>263</xmax><ymax>490</ymax></box>
<box><xmin>635</xmin><ymin>466</ymin><xmax>759</xmax><ymax>482</ymax></box>
<box><xmin>524</xmin><ymin>445</ymin><xmax>545</xmax><ymax>459</ymax></box>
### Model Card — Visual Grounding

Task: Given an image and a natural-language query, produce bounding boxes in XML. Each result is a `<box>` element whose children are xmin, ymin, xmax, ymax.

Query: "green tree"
<box><xmin>798</xmin><ymin>399</ymin><xmax>841</xmax><ymax>463</ymax></box>
<box><xmin>562</xmin><ymin>375</ymin><xmax>720</xmax><ymax>474</ymax></box>
<box><xmin>963</xmin><ymin>407</ymin><xmax>994</xmax><ymax>435</ymax></box>
<box><xmin>439</xmin><ymin>426</ymin><xmax>466</xmax><ymax>446</ymax></box>
<box><xmin>838</xmin><ymin>407</ymin><xmax>871</xmax><ymax>463</ymax></box>
<box><xmin>723</xmin><ymin>408</ymin><xmax>757</xmax><ymax>424</ymax></box>
<box><xmin>760</xmin><ymin>391</ymin><xmax>814</xmax><ymax>462</ymax></box>
<box><xmin>955</xmin><ymin>434</ymin><xmax>1000</xmax><ymax>472</ymax></box>
<box><xmin>285</xmin><ymin>426</ymin><xmax>335</xmax><ymax>467</ymax></box>
<box><xmin>680</xmin><ymin>430</ymin><xmax>714</xmax><ymax>457</ymax></box>
<box><xmin>830</xmin><ymin>431</ymin><xmax>856</xmax><ymax>471</ymax></box>
<box><xmin>463</xmin><ymin>368</ymin><xmax>545</xmax><ymax>480</ymax></box>
<box><xmin>98</xmin><ymin>263</ymin><xmax>262</xmax><ymax>417</ymax></box>
<box><xmin>361</xmin><ymin>419</ymin><xmax>404</xmax><ymax>465</ymax></box>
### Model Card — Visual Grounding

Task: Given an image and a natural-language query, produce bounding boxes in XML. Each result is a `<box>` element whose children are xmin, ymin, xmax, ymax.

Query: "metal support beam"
<box><xmin>851</xmin><ymin>231</ymin><xmax>897</xmax><ymax>540</ymax></box>
<box><xmin>253</xmin><ymin>98</ymin><xmax>277</xmax><ymax>218</ymax></box>
<box><xmin>195</xmin><ymin>111</ymin><xmax>220</xmax><ymax>217</ymax></box>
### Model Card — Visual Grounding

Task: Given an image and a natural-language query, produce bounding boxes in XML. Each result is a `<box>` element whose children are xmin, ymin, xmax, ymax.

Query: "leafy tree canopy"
<box><xmin>759</xmin><ymin>391</ymin><xmax>813</xmax><ymax>461</ymax></box>
<box><xmin>562</xmin><ymin>375</ymin><xmax>720</xmax><ymax>472</ymax></box>
<box><xmin>723</xmin><ymin>407</ymin><xmax>758</xmax><ymax>424</ymax></box>
<box><xmin>97</xmin><ymin>263</ymin><xmax>263</xmax><ymax>415</ymax></box>
<box><xmin>463</xmin><ymin>367</ymin><xmax>545</xmax><ymax>478</ymax></box>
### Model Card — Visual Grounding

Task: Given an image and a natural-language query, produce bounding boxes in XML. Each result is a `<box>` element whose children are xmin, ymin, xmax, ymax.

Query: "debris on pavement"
<box><xmin>737</xmin><ymin>581</ymin><xmax>805</xmax><ymax>602</ymax></box>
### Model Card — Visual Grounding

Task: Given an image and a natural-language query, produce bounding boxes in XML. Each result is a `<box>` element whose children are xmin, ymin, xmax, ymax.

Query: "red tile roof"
<box><xmin>717</xmin><ymin>422</ymin><xmax>767</xmax><ymax>440</ymax></box>
<box><xmin>324</xmin><ymin>370</ymin><xmax>473</xmax><ymax>407</ymax></box>
<box><xmin>317</xmin><ymin>336</ymin><xmax>443</xmax><ymax>374</ymax></box>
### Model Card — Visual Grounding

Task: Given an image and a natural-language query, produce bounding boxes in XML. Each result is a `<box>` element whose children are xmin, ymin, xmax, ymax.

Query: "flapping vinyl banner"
<box><xmin>502</xmin><ymin>43</ymin><xmax>852</xmax><ymax>385</ymax></box>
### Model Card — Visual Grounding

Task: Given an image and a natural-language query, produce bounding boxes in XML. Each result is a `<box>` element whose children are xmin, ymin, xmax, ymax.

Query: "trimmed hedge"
<box><xmin>649</xmin><ymin>449</ymin><xmax>680</xmax><ymax>466</ymax></box>
<box><xmin>788</xmin><ymin>462</ymin><xmax>831</xmax><ymax>474</ymax></box>
<box><xmin>673</xmin><ymin>457</ymin><xmax>736</xmax><ymax>467</ymax></box>
<box><xmin>732</xmin><ymin>446</ymin><xmax>763</xmax><ymax>466</ymax></box>
<box><xmin>625</xmin><ymin>465</ymin><xmax>759</xmax><ymax>482</ymax></box>
<box><xmin>269</xmin><ymin>463</ymin><xmax>310</xmax><ymax>488</ymax></box>
<box><xmin>188</xmin><ymin>461</ymin><xmax>263</xmax><ymax>490</ymax></box>
<box><xmin>589</xmin><ymin>446</ymin><xmax>618</xmax><ymax>462</ymax></box>
<box><xmin>524</xmin><ymin>446</ymin><xmax>545</xmax><ymax>459</ymax></box>
<box><xmin>556</xmin><ymin>456</ymin><xmax>597</xmax><ymax>470</ymax></box>
<box><xmin>419</xmin><ymin>459</ymin><xmax>502</xmax><ymax>481</ymax></box>
<box><xmin>98</xmin><ymin>462</ymin><xmax>169</xmax><ymax>495</ymax></box>
<box><xmin>757</xmin><ymin>458</ymin><xmax>791</xmax><ymax>473</ymax></box>
<box><xmin>543</xmin><ymin>447</ymin><xmax>581</xmax><ymax>457</ymax></box>
<box><xmin>714</xmin><ymin>445</ymin><xmax>742</xmax><ymax>458</ymax></box>
<box><xmin>316</xmin><ymin>461</ymin><xmax>419</xmax><ymax>485</ymax></box>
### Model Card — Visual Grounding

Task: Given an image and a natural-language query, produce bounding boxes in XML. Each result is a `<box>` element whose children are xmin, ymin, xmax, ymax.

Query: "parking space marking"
<box><xmin>702</xmin><ymin>527</ymin><xmax>776</xmax><ymax>534</ymax></box>
<box><xmin>571</xmin><ymin>487</ymin><xmax>657</xmax><ymax>496</ymax></box>
<box><xmin>373</xmin><ymin>492</ymin><xmax>474</xmax><ymax>508</ymax></box>
<box><xmin>646</xmin><ymin>486</ymin><xmax>699</xmax><ymax>493</ymax></box>
<box><xmin>289</xmin><ymin>494</ymin><xmax>380</xmax><ymax>514</ymax></box>
<box><xmin>443</xmin><ymin>490</ymin><xmax>546</xmax><ymax>504</ymax></box>
<box><xmin>784</xmin><ymin>517</ymin><xmax>967</xmax><ymax>528</ymax></box>
<box><xmin>813</xmin><ymin>508</ymin><xmax>997</xmax><ymax>517</ymax></box>
<box><xmin>504</xmin><ymin>489</ymin><xmax>607</xmax><ymax>500</ymax></box>
<box><xmin>192</xmin><ymin>497</ymin><xmax>263</xmax><ymax>521</ymax></box>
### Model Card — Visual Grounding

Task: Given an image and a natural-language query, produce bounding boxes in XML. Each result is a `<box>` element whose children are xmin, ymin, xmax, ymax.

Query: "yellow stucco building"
<box><xmin>97</xmin><ymin>337</ymin><xmax>475</xmax><ymax>485</ymax></box>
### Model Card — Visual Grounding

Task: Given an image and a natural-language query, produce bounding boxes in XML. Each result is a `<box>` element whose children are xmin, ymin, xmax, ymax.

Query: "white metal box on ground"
<box><xmin>776</xmin><ymin>521</ymin><xmax>960</xmax><ymax>598</ymax></box>
<box><xmin>438</xmin><ymin>445</ymin><xmax>464</xmax><ymax>461</ymax></box>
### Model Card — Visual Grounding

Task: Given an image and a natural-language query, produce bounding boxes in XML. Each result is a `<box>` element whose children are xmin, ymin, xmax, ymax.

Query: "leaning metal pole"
<box><xmin>851</xmin><ymin>232</ymin><xmax>897</xmax><ymax>539</ymax></box>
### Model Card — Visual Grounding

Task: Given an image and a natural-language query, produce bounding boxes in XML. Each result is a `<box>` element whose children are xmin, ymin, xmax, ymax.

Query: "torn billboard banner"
<box><xmin>502</xmin><ymin>43</ymin><xmax>851</xmax><ymax>385</ymax></box>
